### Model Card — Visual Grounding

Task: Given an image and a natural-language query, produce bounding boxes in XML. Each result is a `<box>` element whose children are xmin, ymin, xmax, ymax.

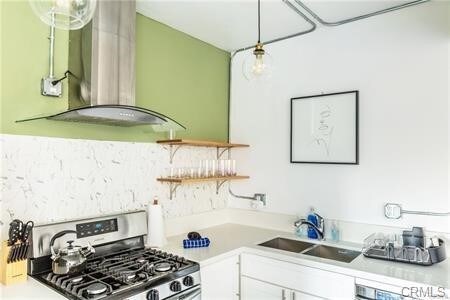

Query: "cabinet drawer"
<box><xmin>201</xmin><ymin>255</ymin><xmax>240</xmax><ymax>299</ymax></box>
<box><xmin>241</xmin><ymin>253</ymin><xmax>354</xmax><ymax>299</ymax></box>
<box><xmin>241</xmin><ymin>276</ymin><xmax>285</xmax><ymax>300</ymax></box>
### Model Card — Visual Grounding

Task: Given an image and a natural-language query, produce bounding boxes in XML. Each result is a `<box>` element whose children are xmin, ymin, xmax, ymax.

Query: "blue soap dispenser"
<box><xmin>307</xmin><ymin>207</ymin><xmax>319</xmax><ymax>239</ymax></box>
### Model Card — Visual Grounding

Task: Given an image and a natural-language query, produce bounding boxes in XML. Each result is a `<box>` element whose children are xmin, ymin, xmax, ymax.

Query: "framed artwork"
<box><xmin>290</xmin><ymin>91</ymin><xmax>359</xmax><ymax>164</ymax></box>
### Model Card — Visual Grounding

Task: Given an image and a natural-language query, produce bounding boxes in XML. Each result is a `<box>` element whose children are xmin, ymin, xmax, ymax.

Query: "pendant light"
<box><xmin>29</xmin><ymin>0</ymin><xmax>97</xmax><ymax>30</ymax></box>
<box><xmin>29</xmin><ymin>0</ymin><xmax>97</xmax><ymax>97</ymax></box>
<box><xmin>242</xmin><ymin>0</ymin><xmax>273</xmax><ymax>81</ymax></box>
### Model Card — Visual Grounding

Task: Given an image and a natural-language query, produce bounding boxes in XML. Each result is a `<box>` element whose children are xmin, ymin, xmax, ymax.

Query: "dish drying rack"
<box><xmin>362</xmin><ymin>228</ymin><xmax>446</xmax><ymax>266</ymax></box>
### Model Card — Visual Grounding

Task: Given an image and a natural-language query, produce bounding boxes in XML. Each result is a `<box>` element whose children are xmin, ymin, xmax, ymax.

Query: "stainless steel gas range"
<box><xmin>28</xmin><ymin>211</ymin><xmax>201</xmax><ymax>300</ymax></box>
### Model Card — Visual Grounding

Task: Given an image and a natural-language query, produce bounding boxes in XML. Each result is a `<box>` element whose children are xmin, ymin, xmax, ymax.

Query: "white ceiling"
<box><xmin>136</xmin><ymin>0</ymin><xmax>423</xmax><ymax>52</ymax></box>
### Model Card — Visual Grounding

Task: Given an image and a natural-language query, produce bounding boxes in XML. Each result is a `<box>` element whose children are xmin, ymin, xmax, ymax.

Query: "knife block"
<box><xmin>0</xmin><ymin>240</ymin><xmax>27</xmax><ymax>285</ymax></box>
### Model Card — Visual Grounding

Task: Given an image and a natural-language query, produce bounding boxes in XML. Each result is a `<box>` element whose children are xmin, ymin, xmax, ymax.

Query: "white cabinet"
<box><xmin>292</xmin><ymin>290</ymin><xmax>324</xmax><ymax>300</ymax></box>
<box><xmin>200</xmin><ymin>255</ymin><xmax>240</xmax><ymax>300</ymax></box>
<box><xmin>241</xmin><ymin>276</ymin><xmax>285</xmax><ymax>300</ymax></box>
<box><xmin>241</xmin><ymin>253</ymin><xmax>354</xmax><ymax>299</ymax></box>
<box><xmin>241</xmin><ymin>276</ymin><xmax>324</xmax><ymax>300</ymax></box>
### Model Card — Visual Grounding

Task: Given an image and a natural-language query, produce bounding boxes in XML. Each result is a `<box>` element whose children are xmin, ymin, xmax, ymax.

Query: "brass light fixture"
<box><xmin>242</xmin><ymin>0</ymin><xmax>273</xmax><ymax>81</ymax></box>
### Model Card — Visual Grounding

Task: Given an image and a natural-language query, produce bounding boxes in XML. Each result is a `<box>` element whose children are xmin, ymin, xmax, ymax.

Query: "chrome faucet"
<box><xmin>294</xmin><ymin>214</ymin><xmax>325</xmax><ymax>241</ymax></box>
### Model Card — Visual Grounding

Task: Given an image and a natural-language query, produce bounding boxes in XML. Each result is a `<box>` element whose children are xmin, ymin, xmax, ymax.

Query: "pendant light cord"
<box><xmin>257</xmin><ymin>0</ymin><xmax>261</xmax><ymax>43</ymax></box>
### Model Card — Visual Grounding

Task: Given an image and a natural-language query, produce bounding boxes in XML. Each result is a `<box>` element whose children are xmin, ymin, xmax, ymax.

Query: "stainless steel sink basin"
<box><xmin>303</xmin><ymin>245</ymin><xmax>361</xmax><ymax>263</ymax></box>
<box><xmin>258</xmin><ymin>237</ymin><xmax>315</xmax><ymax>253</ymax></box>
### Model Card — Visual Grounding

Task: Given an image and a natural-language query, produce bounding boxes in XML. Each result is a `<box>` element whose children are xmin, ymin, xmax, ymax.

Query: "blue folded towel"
<box><xmin>183</xmin><ymin>237</ymin><xmax>210</xmax><ymax>249</ymax></box>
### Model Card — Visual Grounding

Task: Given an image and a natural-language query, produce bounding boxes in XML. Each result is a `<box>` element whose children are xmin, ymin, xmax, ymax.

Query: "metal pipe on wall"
<box><xmin>48</xmin><ymin>13</ymin><xmax>56</xmax><ymax>78</ymax></box>
<box><xmin>293</xmin><ymin>0</ymin><xmax>430</xmax><ymax>27</ymax></box>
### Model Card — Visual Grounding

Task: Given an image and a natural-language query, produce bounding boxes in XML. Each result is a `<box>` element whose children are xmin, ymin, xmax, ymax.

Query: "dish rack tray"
<box><xmin>362</xmin><ymin>233</ymin><xmax>446</xmax><ymax>266</ymax></box>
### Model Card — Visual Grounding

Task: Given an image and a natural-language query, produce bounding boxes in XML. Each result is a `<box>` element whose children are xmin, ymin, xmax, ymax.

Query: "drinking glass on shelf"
<box><xmin>219</xmin><ymin>160</ymin><xmax>226</xmax><ymax>177</ymax></box>
<box><xmin>197</xmin><ymin>161</ymin><xmax>203</xmax><ymax>178</ymax></box>
<box><xmin>188</xmin><ymin>167</ymin><xmax>196</xmax><ymax>179</ymax></box>
<box><xmin>176</xmin><ymin>167</ymin><xmax>186</xmax><ymax>179</ymax></box>
<box><xmin>231</xmin><ymin>159</ymin><xmax>236</xmax><ymax>176</ymax></box>
<box><xmin>166</xmin><ymin>167</ymin><xmax>175</xmax><ymax>178</ymax></box>
<box><xmin>211</xmin><ymin>160</ymin><xmax>217</xmax><ymax>177</ymax></box>
<box><xmin>226</xmin><ymin>159</ymin><xmax>232</xmax><ymax>176</ymax></box>
<box><xmin>203</xmin><ymin>160</ymin><xmax>210</xmax><ymax>177</ymax></box>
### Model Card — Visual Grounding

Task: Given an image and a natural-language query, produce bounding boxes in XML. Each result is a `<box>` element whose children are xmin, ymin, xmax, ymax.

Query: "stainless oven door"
<box><xmin>164</xmin><ymin>285</ymin><xmax>201</xmax><ymax>300</ymax></box>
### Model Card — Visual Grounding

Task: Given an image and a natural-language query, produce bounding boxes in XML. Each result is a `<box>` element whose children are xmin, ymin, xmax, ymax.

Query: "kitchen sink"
<box><xmin>258</xmin><ymin>237</ymin><xmax>315</xmax><ymax>253</ymax></box>
<box><xmin>303</xmin><ymin>245</ymin><xmax>361</xmax><ymax>263</ymax></box>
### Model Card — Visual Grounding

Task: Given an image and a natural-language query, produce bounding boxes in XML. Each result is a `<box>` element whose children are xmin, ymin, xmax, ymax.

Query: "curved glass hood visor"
<box><xmin>16</xmin><ymin>105</ymin><xmax>186</xmax><ymax>131</ymax></box>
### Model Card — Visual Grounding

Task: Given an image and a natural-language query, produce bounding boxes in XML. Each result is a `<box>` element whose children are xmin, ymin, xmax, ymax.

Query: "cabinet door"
<box><xmin>292</xmin><ymin>290</ymin><xmax>325</xmax><ymax>300</ymax></box>
<box><xmin>200</xmin><ymin>255</ymin><xmax>240</xmax><ymax>300</ymax></box>
<box><xmin>241</xmin><ymin>276</ymin><xmax>287</xmax><ymax>300</ymax></box>
<box><xmin>241</xmin><ymin>253</ymin><xmax>354</xmax><ymax>299</ymax></box>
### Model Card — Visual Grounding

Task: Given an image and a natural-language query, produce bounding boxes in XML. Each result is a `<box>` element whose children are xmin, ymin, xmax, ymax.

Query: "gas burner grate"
<box><xmin>38</xmin><ymin>248</ymin><xmax>195</xmax><ymax>300</ymax></box>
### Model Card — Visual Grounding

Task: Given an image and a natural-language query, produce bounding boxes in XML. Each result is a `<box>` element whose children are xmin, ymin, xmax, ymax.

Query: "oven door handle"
<box><xmin>165</xmin><ymin>285</ymin><xmax>201</xmax><ymax>300</ymax></box>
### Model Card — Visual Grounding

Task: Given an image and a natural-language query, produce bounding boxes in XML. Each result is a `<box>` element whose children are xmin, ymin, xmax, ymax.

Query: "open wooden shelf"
<box><xmin>157</xmin><ymin>175</ymin><xmax>249</xmax><ymax>183</ymax></box>
<box><xmin>157</xmin><ymin>139</ymin><xmax>249</xmax><ymax>148</ymax></box>
<box><xmin>157</xmin><ymin>139</ymin><xmax>249</xmax><ymax>163</ymax></box>
<box><xmin>157</xmin><ymin>175</ymin><xmax>249</xmax><ymax>199</ymax></box>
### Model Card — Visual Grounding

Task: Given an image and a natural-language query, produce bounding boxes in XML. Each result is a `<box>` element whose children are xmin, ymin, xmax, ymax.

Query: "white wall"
<box><xmin>229</xmin><ymin>2</ymin><xmax>450</xmax><ymax>233</ymax></box>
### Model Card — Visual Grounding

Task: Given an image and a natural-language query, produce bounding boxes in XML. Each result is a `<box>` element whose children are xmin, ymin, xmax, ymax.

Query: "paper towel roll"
<box><xmin>146</xmin><ymin>198</ymin><xmax>167</xmax><ymax>248</ymax></box>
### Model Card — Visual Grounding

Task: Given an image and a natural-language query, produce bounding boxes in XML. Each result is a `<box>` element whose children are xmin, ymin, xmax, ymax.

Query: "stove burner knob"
<box><xmin>183</xmin><ymin>276</ymin><xmax>194</xmax><ymax>287</ymax></box>
<box><xmin>146</xmin><ymin>289</ymin><xmax>159</xmax><ymax>300</ymax></box>
<box><xmin>170</xmin><ymin>281</ymin><xmax>182</xmax><ymax>292</ymax></box>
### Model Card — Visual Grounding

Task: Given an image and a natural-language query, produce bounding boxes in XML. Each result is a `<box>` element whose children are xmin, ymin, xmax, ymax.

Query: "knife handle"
<box><xmin>21</xmin><ymin>222</ymin><xmax>33</xmax><ymax>242</ymax></box>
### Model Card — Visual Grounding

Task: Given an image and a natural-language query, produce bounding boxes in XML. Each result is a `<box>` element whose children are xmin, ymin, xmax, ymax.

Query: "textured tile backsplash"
<box><xmin>0</xmin><ymin>134</ymin><xmax>227</xmax><ymax>237</ymax></box>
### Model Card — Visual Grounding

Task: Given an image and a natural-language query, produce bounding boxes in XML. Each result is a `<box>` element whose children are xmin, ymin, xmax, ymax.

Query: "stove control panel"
<box><xmin>76</xmin><ymin>218</ymin><xmax>118</xmax><ymax>238</ymax></box>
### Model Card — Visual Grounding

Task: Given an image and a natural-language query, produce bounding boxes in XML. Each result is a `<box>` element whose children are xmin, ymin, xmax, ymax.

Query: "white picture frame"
<box><xmin>290</xmin><ymin>91</ymin><xmax>359</xmax><ymax>164</ymax></box>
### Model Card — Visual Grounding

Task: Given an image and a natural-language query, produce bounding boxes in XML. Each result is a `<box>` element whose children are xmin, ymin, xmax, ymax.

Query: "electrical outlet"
<box><xmin>384</xmin><ymin>203</ymin><xmax>402</xmax><ymax>219</ymax></box>
<box><xmin>250</xmin><ymin>194</ymin><xmax>267</xmax><ymax>210</ymax></box>
<box><xmin>254</xmin><ymin>193</ymin><xmax>266</xmax><ymax>206</ymax></box>
<box><xmin>41</xmin><ymin>77</ymin><xmax>62</xmax><ymax>97</ymax></box>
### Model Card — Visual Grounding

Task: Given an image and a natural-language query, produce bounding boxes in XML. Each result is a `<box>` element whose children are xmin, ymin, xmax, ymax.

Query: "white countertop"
<box><xmin>1</xmin><ymin>223</ymin><xmax>449</xmax><ymax>299</ymax></box>
<box><xmin>163</xmin><ymin>223</ymin><xmax>450</xmax><ymax>290</ymax></box>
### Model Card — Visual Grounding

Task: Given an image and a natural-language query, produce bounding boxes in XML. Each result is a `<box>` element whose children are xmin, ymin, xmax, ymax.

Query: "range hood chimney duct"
<box><xmin>17</xmin><ymin>0</ymin><xmax>184</xmax><ymax>131</ymax></box>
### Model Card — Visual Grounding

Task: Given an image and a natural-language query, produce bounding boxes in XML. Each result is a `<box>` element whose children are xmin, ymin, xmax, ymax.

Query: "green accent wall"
<box><xmin>1</xmin><ymin>1</ymin><xmax>230</xmax><ymax>142</ymax></box>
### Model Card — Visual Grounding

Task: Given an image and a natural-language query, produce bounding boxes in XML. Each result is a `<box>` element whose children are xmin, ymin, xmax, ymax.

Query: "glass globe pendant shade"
<box><xmin>29</xmin><ymin>0</ymin><xmax>97</xmax><ymax>30</ymax></box>
<box><xmin>242</xmin><ymin>43</ymin><xmax>273</xmax><ymax>81</ymax></box>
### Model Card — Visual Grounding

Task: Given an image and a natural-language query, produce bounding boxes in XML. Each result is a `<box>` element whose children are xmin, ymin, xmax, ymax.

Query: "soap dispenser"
<box><xmin>307</xmin><ymin>207</ymin><xmax>319</xmax><ymax>239</ymax></box>
<box><xmin>330</xmin><ymin>220</ymin><xmax>340</xmax><ymax>242</ymax></box>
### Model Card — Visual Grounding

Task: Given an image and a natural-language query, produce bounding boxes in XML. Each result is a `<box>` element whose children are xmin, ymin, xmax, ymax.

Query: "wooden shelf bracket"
<box><xmin>168</xmin><ymin>182</ymin><xmax>181</xmax><ymax>200</ymax></box>
<box><xmin>216</xmin><ymin>148</ymin><xmax>230</xmax><ymax>160</ymax></box>
<box><xmin>169</xmin><ymin>145</ymin><xmax>183</xmax><ymax>164</ymax></box>
<box><xmin>215</xmin><ymin>179</ymin><xmax>228</xmax><ymax>194</ymax></box>
<box><xmin>157</xmin><ymin>139</ymin><xmax>249</xmax><ymax>164</ymax></box>
<box><xmin>158</xmin><ymin>176</ymin><xmax>249</xmax><ymax>200</ymax></box>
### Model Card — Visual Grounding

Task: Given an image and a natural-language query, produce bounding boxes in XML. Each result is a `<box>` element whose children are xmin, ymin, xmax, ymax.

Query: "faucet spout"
<box><xmin>294</xmin><ymin>218</ymin><xmax>325</xmax><ymax>241</ymax></box>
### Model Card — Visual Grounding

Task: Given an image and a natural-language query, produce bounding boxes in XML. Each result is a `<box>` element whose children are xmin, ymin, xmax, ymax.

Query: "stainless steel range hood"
<box><xmin>17</xmin><ymin>0</ymin><xmax>185</xmax><ymax>131</ymax></box>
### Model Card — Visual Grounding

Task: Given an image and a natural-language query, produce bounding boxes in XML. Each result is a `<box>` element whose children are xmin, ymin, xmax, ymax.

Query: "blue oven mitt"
<box><xmin>182</xmin><ymin>231</ymin><xmax>210</xmax><ymax>249</ymax></box>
